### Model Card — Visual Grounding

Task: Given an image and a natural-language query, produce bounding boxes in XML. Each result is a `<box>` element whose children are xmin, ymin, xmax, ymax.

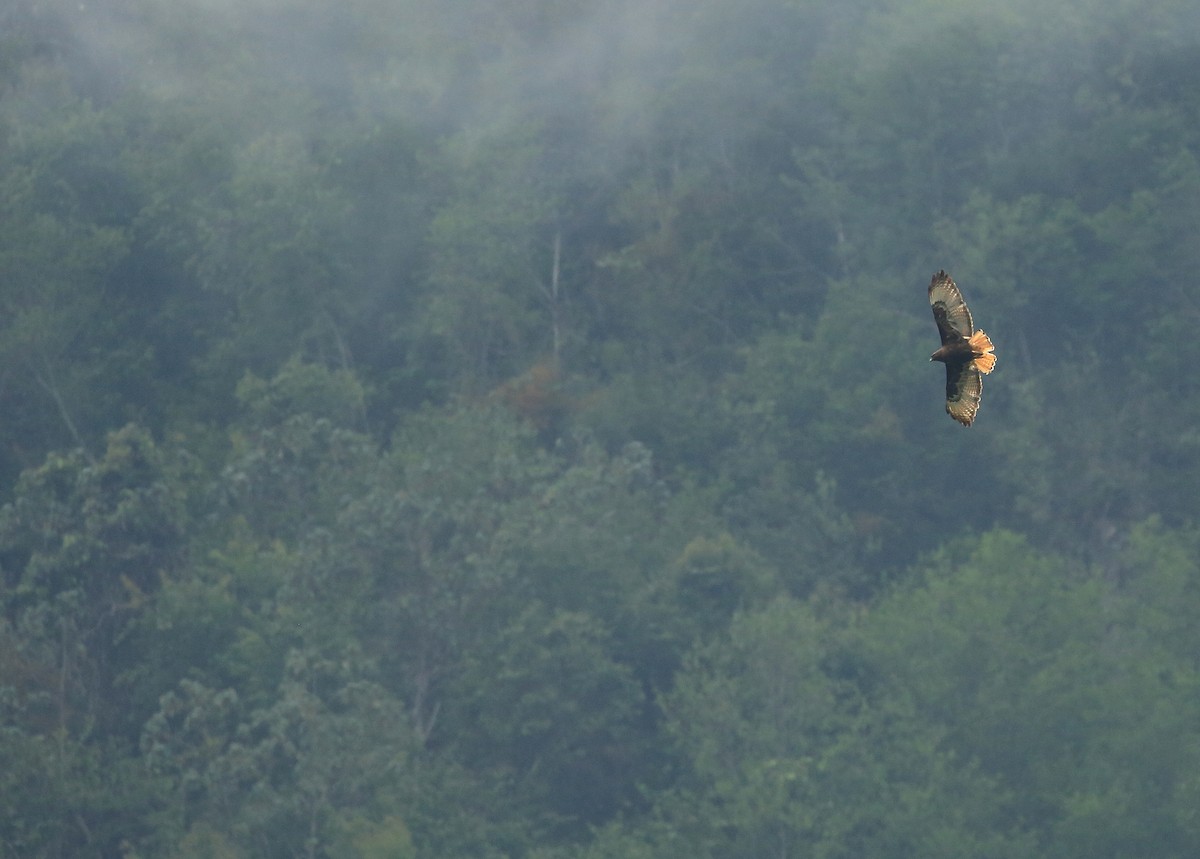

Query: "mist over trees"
<box><xmin>2</xmin><ymin>0</ymin><xmax>1200</xmax><ymax>855</ymax></box>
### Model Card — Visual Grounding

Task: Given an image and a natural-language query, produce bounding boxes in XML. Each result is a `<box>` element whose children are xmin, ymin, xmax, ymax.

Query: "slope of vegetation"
<box><xmin>2</xmin><ymin>0</ymin><xmax>1200</xmax><ymax>855</ymax></box>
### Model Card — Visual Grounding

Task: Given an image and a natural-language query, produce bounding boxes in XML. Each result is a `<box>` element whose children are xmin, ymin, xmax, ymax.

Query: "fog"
<box><xmin>56</xmin><ymin>1</ymin><xmax>664</xmax><ymax>127</ymax></box>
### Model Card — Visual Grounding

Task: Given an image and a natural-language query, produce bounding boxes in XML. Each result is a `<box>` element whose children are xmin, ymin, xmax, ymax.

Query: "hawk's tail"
<box><xmin>970</xmin><ymin>329</ymin><xmax>996</xmax><ymax>374</ymax></box>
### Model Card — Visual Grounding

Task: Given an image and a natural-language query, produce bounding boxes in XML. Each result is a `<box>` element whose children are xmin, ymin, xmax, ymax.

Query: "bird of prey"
<box><xmin>928</xmin><ymin>270</ymin><xmax>996</xmax><ymax>426</ymax></box>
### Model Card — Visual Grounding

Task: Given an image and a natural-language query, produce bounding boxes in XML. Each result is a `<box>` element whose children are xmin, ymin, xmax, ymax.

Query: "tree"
<box><xmin>659</xmin><ymin>597</ymin><xmax>1031</xmax><ymax>858</ymax></box>
<box><xmin>0</xmin><ymin>425</ymin><xmax>185</xmax><ymax>856</ymax></box>
<box><xmin>141</xmin><ymin>650</ymin><xmax>417</xmax><ymax>859</ymax></box>
<box><xmin>867</xmin><ymin>528</ymin><xmax>1200</xmax><ymax>857</ymax></box>
<box><xmin>0</xmin><ymin>425</ymin><xmax>185</xmax><ymax>737</ymax></box>
<box><xmin>418</xmin><ymin>128</ymin><xmax>561</xmax><ymax>390</ymax></box>
<box><xmin>449</xmin><ymin>603</ymin><xmax>643</xmax><ymax>834</ymax></box>
<box><xmin>0</xmin><ymin>80</ymin><xmax>131</xmax><ymax>465</ymax></box>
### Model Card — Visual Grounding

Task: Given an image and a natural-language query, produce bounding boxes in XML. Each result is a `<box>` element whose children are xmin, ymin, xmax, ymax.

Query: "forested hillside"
<box><xmin>2</xmin><ymin>0</ymin><xmax>1200</xmax><ymax>855</ymax></box>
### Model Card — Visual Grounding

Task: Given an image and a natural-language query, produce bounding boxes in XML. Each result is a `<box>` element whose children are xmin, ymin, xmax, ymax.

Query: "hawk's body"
<box><xmin>928</xmin><ymin>270</ymin><xmax>995</xmax><ymax>426</ymax></box>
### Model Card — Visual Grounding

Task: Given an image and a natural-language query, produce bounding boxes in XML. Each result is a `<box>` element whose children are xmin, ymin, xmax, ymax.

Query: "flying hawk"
<box><xmin>928</xmin><ymin>270</ymin><xmax>996</xmax><ymax>426</ymax></box>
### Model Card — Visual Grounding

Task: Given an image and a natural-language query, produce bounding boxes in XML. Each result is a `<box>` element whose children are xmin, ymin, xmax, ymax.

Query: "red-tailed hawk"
<box><xmin>928</xmin><ymin>270</ymin><xmax>996</xmax><ymax>426</ymax></box>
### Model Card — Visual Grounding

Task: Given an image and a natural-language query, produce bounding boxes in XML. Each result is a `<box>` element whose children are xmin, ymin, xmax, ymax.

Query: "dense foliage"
<box><xmin>2</xmin><ymin>0</ymin><xmax>1200</xmax><ymax>855</ymax></box>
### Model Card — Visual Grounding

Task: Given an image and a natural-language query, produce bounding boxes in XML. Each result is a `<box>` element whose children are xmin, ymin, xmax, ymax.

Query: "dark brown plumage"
<box><xmin>928</xmin><ymin>270</ymin><xmax>996</xmax><ymax>426</ymax></box>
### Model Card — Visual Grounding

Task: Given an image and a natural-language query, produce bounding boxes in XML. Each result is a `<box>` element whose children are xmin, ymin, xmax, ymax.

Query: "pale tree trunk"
<box><xmin>539</xmin><ymin>230</ymin><xmax>563</xmax><ymax>371</ymax></box>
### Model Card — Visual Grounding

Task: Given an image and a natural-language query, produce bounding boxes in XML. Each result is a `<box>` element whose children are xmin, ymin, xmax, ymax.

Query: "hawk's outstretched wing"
<box><xmin>928</xmin><ymin>270</ymin><xmax>974</xmax><ymax>343</ymax></box>
<box><xmin>945</xmin><ymin>362</ymin><xmax>983</xmax><ymax>427</ymax></box>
